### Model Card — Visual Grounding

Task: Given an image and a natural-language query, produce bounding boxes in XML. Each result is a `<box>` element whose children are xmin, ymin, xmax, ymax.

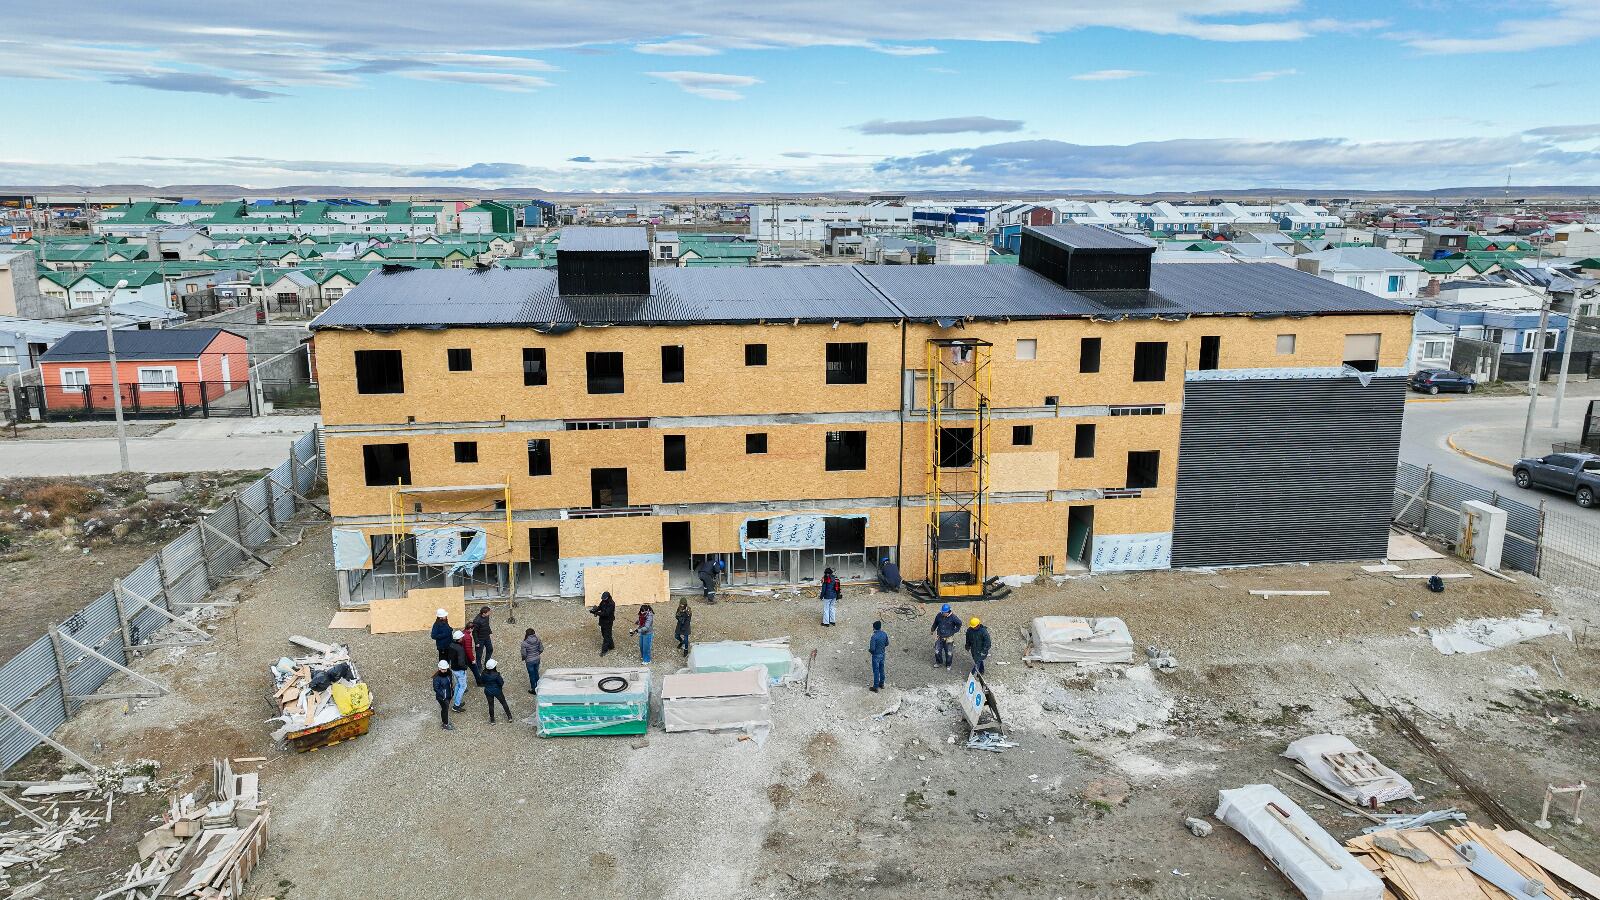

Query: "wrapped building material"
<box><xmin>1283</xmin><ymin>734</ymin><xmax>1415</xmax><ymax>807</ymax></box>
<box><xmin>660</xmin><ymin>667</ymin><xmax>771</xmax><ymax>733</ymax></box>
<box><xmin>687</xmin><ymin>638</ymin><xmax>801</xmax><ymax>684</ymax></box>
<box><xmin>1216</xmin><ymin>784</ymin><xmax>1383</xmax><ymax>900</ymax></box>
<box><xmin>535</xmin><ymin>667</ymin><xmax>651</xmax><ymax>737</ymax></box>
<box><xmin>1026</xmin><ymin>616</ymin><xmax>1134</xmax><ymax>664</ymax></box>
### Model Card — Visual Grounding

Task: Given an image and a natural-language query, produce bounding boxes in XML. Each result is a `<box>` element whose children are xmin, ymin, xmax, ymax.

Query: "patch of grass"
<box><xmin>903</xmin><ymin>790</ymin><xmax>930</xmax><ymax>812</ymax></box>
<box><xmin>1263</xmin><ymin>703</ymin><xmax>1312</xmax><ymax>728</ymax></box>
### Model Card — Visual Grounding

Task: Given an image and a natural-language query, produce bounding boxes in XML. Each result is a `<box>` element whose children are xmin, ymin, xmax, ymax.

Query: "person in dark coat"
<box><xmin>470</xmin><ymin>607</ymin><xmax>493</xmax><ymax>674</ymax></box>
<box><xmin>878</xmin><ymin>557</ymin><xmax>901</xmax><ymax>592</ymax></box>
<box><xmin>696</xmin><ymin>557</ymin><xmax>725</xmax><ymax>603</ymax></box>
<box><xmin>589</xmin><ymin>591</ymin><xmax>616</xmax><ymax>655</ymax></box>
<box><xmin>868</xmin><ymin>620</ymin><xmax>889</xmax><ymax>692</ymax></box>
<box><xmin>481</xmin><ymin>659</ymin><xmax>511</xmax><ymax>723</ymax></box>
<box><xmin>819</xmin><ymin>568</ymin><xmax>840</xmax><ymax>626</ymax></box>
<box><xmin>520</xmin><ymin>627</ymin><xmax>543</xmax><ymax>695</ymax></box>
<box><xmin>445</xmin><ymin>632</ymin><xmax>470</xmax><ymax>711</ymax></box>
<box><xmin>964</xmin><ymin>617</ymin><xmax>992</xmax><ymax>675</ymax></box>
<box><xmin>432</xmin><ymin>660</ymin><xmax>455</xmax><ymax>730</ymax></box>
<box><xmin>930</xmin><ymin>603</ymin><xmax>961</xmax><ymax>670</ymax></box>
<box><xmin>430</xmin><ymin>609</ymin><xmax>453</xmax><ymax>661</ymax></box>
<box><xmin>674</xmin><ymin>598</ymin><xmax>692</xmax><ymax>653</ymax></box>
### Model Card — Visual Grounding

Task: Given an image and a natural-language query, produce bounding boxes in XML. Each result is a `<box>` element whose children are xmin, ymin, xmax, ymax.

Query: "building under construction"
<box><xmin>311</xmin><ymin>225</ymin><xmax>1414</xmax><ymax>606</ymax></box>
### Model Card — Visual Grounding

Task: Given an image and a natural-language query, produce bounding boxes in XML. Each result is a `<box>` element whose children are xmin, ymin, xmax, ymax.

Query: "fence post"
<box><xmin>47</xmin><ymin>626</ymin><xmax>74</xmax><ymax>719</ymax></box>
<box><xmin>200</xmin><ymin>383</ymin><xmax>210</xmax><ymax>418</ymax></box>
<box><xmin>113</xmin><ymin>578</ymin><xmax>136</xmax><ymax>653</ymax></box>
<box><xmin>1535</xmin><ymin>500</ymin><xmax>1547</xmax><ymax>577</ymax></box>
<box><xmin>154</xmin><ymin>552</ymin><xmax>173</xmax><ymax>608</ymax></box>
<box><xmin>196</xmin><ymin>523</ymin><xmax>213</xmax><ymax>590</ymax></box>
<box><xmin>1419</xmin><ymin>465</ymin><xmax>1434</xmax><ymax>531</ymax></box>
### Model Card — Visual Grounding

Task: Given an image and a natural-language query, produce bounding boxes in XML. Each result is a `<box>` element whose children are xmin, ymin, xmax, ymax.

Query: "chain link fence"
<box><xmin>0</xmin><ymin>429</ymin><xmax>322</xmax><ymax>772</ymax></box>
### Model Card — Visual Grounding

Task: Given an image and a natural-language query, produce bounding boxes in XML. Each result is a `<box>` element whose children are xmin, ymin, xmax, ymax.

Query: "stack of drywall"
<box><xmin>1284</xmin><ymin>734</ymin><xmax>1415</xmax><ymax>807</ymax></box>
<box><xmin>660</xmin><ymin>666</ymin><xmax>771</xmax><ymax>733</ymax></box>
<box><xmin>535</xmin><ymin>667</ymin><xmax>650</xmax><ymax>737</ymax></box>
<box><xmin>687</xmin><ymin>638</ymin><xmax>800</xmax><ymax>684</ymax></box>
<box><xmin>1027</xmin><ymin>616</ymin><xmax>1134</xmax><ymax>664</ymax></box>
<box><xmin>1216</xmin><ymin>784</ymin><xmax>1384</xmax><ymax>900</ymax></box>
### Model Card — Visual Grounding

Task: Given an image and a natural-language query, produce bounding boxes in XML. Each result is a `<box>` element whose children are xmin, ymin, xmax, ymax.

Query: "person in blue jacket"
<box><xmin>430</xmin><ymin>609</ymin><xmax>453</xmax><ymax>661</ymax></box>
<box><xmin>868</xmin><ymin>620</ymin><xmax>889</xmax><ymax>692</ymax></box>
<box><xmin>930</xmin><ymin>603</ymin><xmax>961</xmax><ymax>670</ymax></box>
<box><xmin>432</xmin><ymin>660</ymin><xmax>455</xmax><ymax>731</ymax></box>
<box><xmin>878</xmin><ymin>557</ymin><xmax>901</xmax><ymax>592</ymax></box>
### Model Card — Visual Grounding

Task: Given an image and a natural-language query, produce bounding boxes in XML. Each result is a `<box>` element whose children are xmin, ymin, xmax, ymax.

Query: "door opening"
<box><xmin>1067</xmin><ymin>506</ymin><xmax>1094</xmax><ymax>571</ymax></box>
<box><xmin>662</xmin><ymin>521</ymin><xmax>693</xmax><ymax>588</ymax></box>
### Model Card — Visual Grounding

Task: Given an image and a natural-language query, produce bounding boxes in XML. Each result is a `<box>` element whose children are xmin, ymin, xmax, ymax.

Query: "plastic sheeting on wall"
<box><xmin>739</xmin><ymin>513</ymin><xmax>867</xmax><ymax>555</ymax></box>
<box><xmin>450</xmin><ymin>530</ymin><xmax>487</xmax><ymax>576</ymax></box>
<box><xmin>331</xmin><ymin>527</ymin><xmax>371</xmax><ymax>571</ymax></box>
<box><xmin>412</xmin><ymin>527</ymin><xmax>465</xmax><ymax>565</ymax></box>
<box><xmin>1091</xmin><ymin>532</ymin><xmax>1172</xmax><ymax>573</ymax></box>
<box><xmin>557</xmin><ymin>553</ymin><xmax>663</xmax><ymax>598</ymax></box>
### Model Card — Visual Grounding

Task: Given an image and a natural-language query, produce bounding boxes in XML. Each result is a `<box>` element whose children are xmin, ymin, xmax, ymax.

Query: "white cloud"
<box><xmin>634</xmin><ymin>40</ymin><xmax>720</xmax><ymax>56</ymax></box>
<box><xmin>1406</xmin><ymin>0</ymin><xmax>1600</xmax><ymax>53</ymax></box>
<box><xmin>1211</xmin><ymin>68</ymin><xmax>1298</xmax><ymax>83</ymax></box>
<box><xmin>870</xmin><ymin>44</ymin><xmax>941</xmax><ymax>56</ymax></box>
<box><xmin>1070</xmin><ymin>69</ymin><xmax>1150</xmax><ymax>80</ymax></box>
<box><xmin>647</xmin><ymin>70</ymin><xmax>760</xmax><ymax>100</ymax></box>
<box><xmin>403</xmin><ymin>71</ymin><xmax>551</xmax><ymax>92</ymax></box>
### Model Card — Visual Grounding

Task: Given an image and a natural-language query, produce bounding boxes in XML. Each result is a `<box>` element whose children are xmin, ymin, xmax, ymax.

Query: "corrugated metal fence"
<box><xmin>0</xmin><ymin>428</ymin><xmax>322</xmax><ymax>773</ymax></box>
<box><xmin>1393</xmin><ymin>461</ymin><xmax>1542</xmax><ymax>574</ymax></box>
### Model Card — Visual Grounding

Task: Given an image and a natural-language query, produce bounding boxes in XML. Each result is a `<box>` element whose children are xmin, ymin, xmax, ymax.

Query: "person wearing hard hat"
<box><xmin>877</xmin><ymin>556</ymin><xmax>901</xmax><ymax>592</ymax></box>
<box><xmin>432</xmin><ymin>660</ymin><xmax>455</xmax><ymax>731</ymax></box>
<box><xmin>964</xmin><ymin>617</ymin><xmax>992</xmax><ymax>675</ymax></box>
<box><xmin>445</xmin><ymin>630</ymin><xmax>471</xmax><ymax>711</ymax></box>
<box><xmin>930</xmin><ymin>603</ymin><xmax>962</xmax><ymax>670</ymax></box>
<box><xmin>480</xmin><ymin>659</ymin><xmax>512</xmax><ymax>724</ymax></box>
<box><xmin>430</xmin><ymin>609</ymin><xmax>453</xmax><ymax>661</ymax></box>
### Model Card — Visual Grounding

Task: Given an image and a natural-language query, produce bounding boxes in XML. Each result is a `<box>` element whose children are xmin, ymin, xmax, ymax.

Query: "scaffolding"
<box><xmin>385</xmin><ymin>482</ymin><xmax>519</xmax><ymax>614</ymax></box>
<box><xmin>924</xmin><ymin>338</ymin><xmax>992</xmax><ymax>598</ymax></box>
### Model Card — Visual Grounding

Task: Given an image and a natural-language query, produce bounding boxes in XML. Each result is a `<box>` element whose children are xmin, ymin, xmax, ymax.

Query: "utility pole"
<box><xmin>1551</xmin><ymin>297</ymin><xmax>1575</xmax><ymax>428</ymax></box>
<box><xmin>1520</xmin><ymin>292</ymin><xmax>1553</xmax><ymax>459</ymax></box>
<box><xmin>102</xmin><ymin>279</ymin><xmax>131</xmax><ymax>472</ymax></box>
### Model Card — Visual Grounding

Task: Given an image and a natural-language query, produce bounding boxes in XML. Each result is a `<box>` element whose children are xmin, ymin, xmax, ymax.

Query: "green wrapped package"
<box><xmin>687</xmin><ymin>639</ymin><xmax>794</xmax><ymax>684</ymax></box>
<box><xmin>535</xmin><ymin>667</ymin><xmax>650</xmax><ymax>737</ymax></box>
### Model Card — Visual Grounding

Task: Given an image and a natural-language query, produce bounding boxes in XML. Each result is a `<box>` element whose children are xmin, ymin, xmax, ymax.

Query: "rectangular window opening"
<box><xmin>745</xmin><ymin>343</ymin><xmax>767</xmax><ymax>366</ymax></box>
<box><xmin>661</xmin><ymin>345</ymin><xmax>685</xmax><ymax>383</ymax></box>
<box><xmin>825</xmin><ymin>430</ymin><xmax>867</xmax><ymax>471</ymax></box>
<box><xmin>1276</xmin><ymin>334</ymin><xmax>1297</xmax><ymax>355</ymax></box>
<box><xmin>1012</xmin><ymin>424</ymin><xmax>1034</xmax><ymax>446</ymax></box>
<box><xmin>590</xmin><ymin>468</ymin><xmax>629</xmax><ymax>508</ymax></box>
<box><xmin>586</xmin><ymin>351</ymin><xmax>624</xmax><ymax>394</ymax></box>
<box><xmin>746</xmin><ymin>432</ymin><xmax>768</xmax><ymax>454</ymax></box>
<box><xmin>1079</xmin><ymin>337</ymin><xmax>1101</xmax><ymax>374</ymax></box>
<box><xmin>354</xmin><ymin>349</ymin><xmax>404</xmax><ymax>394</ymax></box>
<box><xmin>1074</xmin><ymin>423</ymin><xmax>1096</xmax><ymax>459</ymax></box>
<box><xmin>938</xmin><ymin>427</ymin><xmax>975</xmax><ymax>468</ymax></box>
<box><xmin>746</xmin><ymin>519</ymin><xmax>770</xmax><ymax>540</ymax></box>
<box><xmin>446</xmin><ymin>348</ymin><xmax>472</xmax><ymax>372</ymax></box>
<box><xmin>522</xmin><ymin>348</ymin><xmax>547</xmax><ymax>386</ymax></box>
<box><xmin>1343</xmin><ymin>333</ymin><xmax>1381</xmax><ymax>373</ymax></box>
<box><xmin>453</xmin><ymin>441</ymin><xmax>478</xmax><ymax>463</ymax></box>
<box><xmin>1198</xmin><ymin>335</ymin><xmax>1220</xmax><ymax>371</ymax></box>
<box><xmin>663</xmin><ymin>434</ymin><xmax>686</xmax><ymax>472</ymax></box>
<box><xmin>362</xmin><ymin>443</ymin><xmax>411</xmax><ymax>486</ymax></box>
<box><xmin>1126</xmin><ymin>450</ymin><xmax>1160</xmax><ymax>489</ymax></box>
<box><xmin>1016</xmin><ymin>338</ymin><xmax>1037</xmax><ymax>360</ymax></box>
<box><xmin>825</xmin><ymin>342</ymin><xmax>868</xmax><ymax>384</ymax></box>
<box><xmin>1132</xmin><ymin>341</ymin><xmax>1168</xmax><ymax>382</ymax></box>
<box><xmin>526</xmin><ymin>438</ymin><xmax>551</xmax><ymax>477</ymax></box>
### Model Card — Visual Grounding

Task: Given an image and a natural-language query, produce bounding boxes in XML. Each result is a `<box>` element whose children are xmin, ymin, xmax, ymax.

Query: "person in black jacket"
<box><xmin>430</xmin><ymin>609</ymin><xmax>452</xmax><ymax>661</ymax></box>
<box><xmin>590</xmin><ymin>591</ymin><xmax>616</xmax><ymax>655</ymax></box>
<box><xmin>470</xmin><ymin>606</ymin><xmax>493</xmax><ymax>673</ymax></box>
<box><xmin>674</xmin><ymin>598</ymin><xmax>692</xmax><ymax>653</ymax></box>
<box><xmin>444</xmin><ymin>633</ymin><xmax>470</xmax><ymax>711</ymax></box>
<box><xmin>432</xmin><ymin>660</ymin><xmax>455</xmax><ymax>731</ymax></box>
<box><xmin>964</xmin><ymin>617</ymin><xmax>992</xmax><ymax>675</ymax></box>
<box><xmin>481</xmin><ymin>659</ymin><xmax>511</xmax><ymax>723</ymax></box>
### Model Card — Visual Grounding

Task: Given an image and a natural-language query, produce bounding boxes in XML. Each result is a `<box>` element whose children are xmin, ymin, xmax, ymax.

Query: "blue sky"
<box><xmin>3</xmin><ymin>0</ymin><xmax>1600</xmax><ymax>192</ymax></box>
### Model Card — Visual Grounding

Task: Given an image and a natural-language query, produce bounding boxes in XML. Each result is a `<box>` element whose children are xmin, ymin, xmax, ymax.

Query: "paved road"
<box><xmin>0</xmin><ymin>415</ymin><xmax>319</xmax><ymax>476</ymax></box>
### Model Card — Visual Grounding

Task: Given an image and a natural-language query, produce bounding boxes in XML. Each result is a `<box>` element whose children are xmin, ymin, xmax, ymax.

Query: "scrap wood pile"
<box><xmin>114</xmin><ymin>759</ymin><xmax>268</xmax><ymax>900</ymax></box>
<box><xmin>1347</xmin><ymin>823</ymin><xmax>1599</xmax><ymax>900</ymax></box>
<box><xmin>0</xmin><ymin>763</ymin><xmax>156</xmax><ymax>897</ymax></box>
<box><xmin>268</xmin><ymin>635</ymin><xmax>371</xmax><ymax>745</ymax></box>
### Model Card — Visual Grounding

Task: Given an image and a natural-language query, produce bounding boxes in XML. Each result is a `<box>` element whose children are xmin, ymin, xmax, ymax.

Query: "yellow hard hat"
<box><xmin>969</xmin><ymin>617</ymin><xmax>981</xmax><ymax>628</ymax></box>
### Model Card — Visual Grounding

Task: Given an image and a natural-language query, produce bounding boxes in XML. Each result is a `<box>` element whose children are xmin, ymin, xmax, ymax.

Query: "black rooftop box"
<box><xmin>557</xmin><ymin>226</ymin><xmax>651</xmax><ymax>296</ymax></box>
<box><xmin>1020</xmin><ymin>223</ymin><xmax>1155</xmax><ymax>291</ymax></box>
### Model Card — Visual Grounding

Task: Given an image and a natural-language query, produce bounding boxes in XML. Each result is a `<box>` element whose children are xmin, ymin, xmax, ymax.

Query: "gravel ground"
<box><xmin>37</xmin><ymin>524</ymin><xmax>1600</xmax><ymax>900</ymax></box>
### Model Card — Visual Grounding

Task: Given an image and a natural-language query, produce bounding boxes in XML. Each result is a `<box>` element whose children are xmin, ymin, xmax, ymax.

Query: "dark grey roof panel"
<box><xmin>40</xmin><ymin>327</ymin><xmax>232</xmax><ymax>361</ymax></box>
<box><xmin>1024</xmin><ymin>223</ymin><xmax>1156</xmax><ymax>251</ymax></box>
<box><xmin>558</xmin><ymin>226</ymin><xmax>649</xmax><ymax>252</ymax></box>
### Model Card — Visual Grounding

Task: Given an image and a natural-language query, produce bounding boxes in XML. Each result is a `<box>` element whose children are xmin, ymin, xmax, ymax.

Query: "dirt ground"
<box><xmin>0</xmin><ymin>422</ymin><xmax>173</xmax><ymax>441</ymax></box>
<box><xmin>0</xmin><ymin>470</ymin><xmax>265</xmax><ymax>661</ymax></box>
<box><xmin>23</xmin><ymin>524</ymin><xmax>1600</xmax><ymax>900</ymax></box>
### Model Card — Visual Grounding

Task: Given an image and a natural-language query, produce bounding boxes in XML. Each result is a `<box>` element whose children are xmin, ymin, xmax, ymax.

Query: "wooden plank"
<box><xmin>327</xmin><ymin>610</ymin><xmax>371</xmax><ymax>630</ymax></box>
<box><xmin>1499</xmin><ymin>830</ymin><xmax>1600</xmax><ymax>899</ymax></box>
<box><xmin>583</xmin><ymin>564</ymin><xmax>669</xmax><ymax>608</ymax></box>
<box><xmin>1249</xmin><ymin>589</ymin><xmax>1331</xmax><ymax>597</ymax></box>
<box><xmin>369</xmin><ymin>586</ymin><xmax>465</xmax><ymax>635</ymax></box>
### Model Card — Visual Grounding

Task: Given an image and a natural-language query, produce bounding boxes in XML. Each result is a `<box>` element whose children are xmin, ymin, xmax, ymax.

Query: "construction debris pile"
<box><xmin>118</xmin><ymin>758</ymin><xmax>268</xmax><ymax>900</ymax></box>
<box><xmin>268</xmin><ymin>636</ymin><xmax>371</xmax><ymax>748</ymax></box>
<box><xmin>1348</xmin><ymin>823</ymin><xmax>1597</xmax><ymax>900</ymax></box>
<box><xmin>1283</xmin><ymin>734</ymin><xmax>1418</xmax><ymax>808</ymax></box>
<box><xmin>0</xmin><ymin>763</ymin><xmax>156</xmax><ymax>898</ymax></box>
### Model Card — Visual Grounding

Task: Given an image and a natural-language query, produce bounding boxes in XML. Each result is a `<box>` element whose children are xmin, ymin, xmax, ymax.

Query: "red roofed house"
<box><xmin>38</xmin><ymin>327</ymin><xmax>249</xmax><ymax>415</ymax></box>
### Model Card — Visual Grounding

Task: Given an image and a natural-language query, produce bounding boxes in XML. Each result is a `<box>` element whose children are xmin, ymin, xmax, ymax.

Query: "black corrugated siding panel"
<box><xmin>1171</xmin><ymin>376</ymin><xmax>1405</xmax><ymax>567</ymax></box>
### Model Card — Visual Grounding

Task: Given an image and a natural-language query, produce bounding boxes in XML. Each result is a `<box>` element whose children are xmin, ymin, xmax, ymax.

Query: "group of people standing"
<box><xmin>429</xmin><ymin>606</ymin><xmax>543</xmax><ymax>730</ymax></box>
<box><xmin>587</xmin><ymin>592</ymin><xmax>695</xmax><ymax>664</ymax></box>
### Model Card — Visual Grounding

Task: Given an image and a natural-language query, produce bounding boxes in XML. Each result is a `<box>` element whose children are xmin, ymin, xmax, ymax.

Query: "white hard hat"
<box><xmin>486</xmin><ymin>659</ymin><xmax>497</xmax><ymax>670</ymax></box>
<box><xmin>452</xmin><ymin>630</ymin><xmax>463</xmax><ymax>640</ymax></box>
<box><xmin>436</xmin><ymin>608</ymin><xmax>448</xmax><ymax>618</ymax></box>
<box><xmin>437</xmin><ymin>660</ymin><xmax>449</xmax><ymax>670</ymax></box>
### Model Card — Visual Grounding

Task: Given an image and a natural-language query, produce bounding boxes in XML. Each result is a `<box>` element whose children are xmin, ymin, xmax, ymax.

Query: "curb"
<box><xmin>1446</xmin><ymin>429</ymin><xmax>1513</xmax><ymax>472</ymax></box>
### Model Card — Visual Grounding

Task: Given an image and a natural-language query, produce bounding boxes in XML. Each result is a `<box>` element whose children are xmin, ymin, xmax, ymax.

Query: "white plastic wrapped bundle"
<box><xmin>1216</xmin><ymin>785</ymin><xmax>1383</xmax><ymax>900</ymax></box>
<box><xmin>1027</xmin><ymin>616</ymin><xmax>1134</xmax><ymax>664</ymax></box>
<box><xmin>660</xmin><ymin>667</ymin><xmax>771</xmax><ymax>733</ymax></box>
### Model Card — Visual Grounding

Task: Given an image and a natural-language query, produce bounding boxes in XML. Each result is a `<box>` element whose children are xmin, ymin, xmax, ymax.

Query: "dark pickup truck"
<box><xmin>1513</xmin><ymin>452</ymin><xmax>1600</xmax><ymax>508</ymax></box>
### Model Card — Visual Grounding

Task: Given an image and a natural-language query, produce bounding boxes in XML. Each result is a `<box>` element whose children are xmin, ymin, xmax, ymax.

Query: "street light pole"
<box><xmin>101</xmin><ymin>279</ymin><xmax>131</xmax><ymax>472</ymax></box>
<box><xmin>1519</xmin><ymin>292</ymin><xmax>1553</xmax><ymax>459</ymax></box>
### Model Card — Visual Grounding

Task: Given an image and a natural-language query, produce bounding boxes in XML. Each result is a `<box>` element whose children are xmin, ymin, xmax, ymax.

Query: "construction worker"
<box><xmin>964</xmin><ymin>617</ymin><xmax>992</xmax><ymax>675</ymax></box>
<box><xmin>433</xmin><ymin>661</ymin><xmax>455</xmax><ymax>731</ymax></box>
<box><xmin>696</xmin><ymin>557</ymin><xmax>725</xmax><ymax>603</ymax></box>
<box><xmin>430</xmin><ymin>609</ymin><xmax>453</xmax><ymax>661</ymax></box>
<box><xmin>589</xmin><ymin>591</ymin><xmax>616</xmax><ymax>655</ymax></box>
<box><xmin>868</xmin><ymin>620</ymin><xmax>889</xmax><ymax>692</ymax></box>
<box><xmin>878</xmin><ymin>556</ymin><xmax>901</xmax><ymax>592</ymax></box>
<box><xmin>930</xmin><ymin>603</ymin><xmax>961</xmax><ymax>670</ymax></box>
<box><xmin>481</xmin><ymin>659</ymin><xmax>512</xmax><ymax>724</ymax></box>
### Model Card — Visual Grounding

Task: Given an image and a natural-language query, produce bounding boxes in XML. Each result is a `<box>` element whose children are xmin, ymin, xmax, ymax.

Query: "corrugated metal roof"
<box><xmin>40</xmin><ymin>328</ymin><xmax>233</xmax><ymax>362</ymax></box>
<box><xmin>559</xmin><ymin>226</ymin><xmax>648</xmax><ymax>253</ymax></box>
<box><xmin>310</xmin><ymin>259</ymin><xmax>1409</xmax><ymax>331</ymax></box>
<box><xmin>1025</xmin><ymin>223</ymin><xmax>1157</xmax><ymax>251</ymax></box>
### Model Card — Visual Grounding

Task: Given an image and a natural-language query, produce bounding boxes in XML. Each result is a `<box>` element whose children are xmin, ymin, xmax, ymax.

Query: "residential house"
<box><xmin>0</xmin><ymin>315</ymin><xmax>101</xmax><ymax>379</ymax></box>
<box><xmin>459</xmin><ymin>201</ymin><xmax>517</xmax><ymax>234</ymax></box>
<box><xmin>1369</xmin><ymin>231</ymin><xmax>1425</xmax><ymax>258</ymax></box>
<box><xmin>38</xmin><ymin>328</ymin><xmax>250</xmax><ymax>414</ymax></box>
<box><xmin>1408</xmin><ymin>312</ymin><xmax>1457</xmax><ymax>374</ymax></box>
<box><xmin>1419</xmin><ymin>227</ymin><xmax>1471</xmax><ymax>259</ymax></box>
<box><xmin>0</xmin><ymin>248</ymin><xmax>59</xmax><ymax>318</ymax></box>
<box><xmin>61</xmin><ymin>270</ymin><xmax>168</xmax><ymax>310</ymax></box>
<box><xmin>1295</xmin><ymin>247</ymin><xmax>1424</xmax><ymax>299</ymax></box>
<box><xmin>360</xmin><ymin>245</ymin><xmax>476</xmax><ymax>268</ymax></box>
<box><xmin>146</xmin><ymin>227</ymin><xmax>216</xmax><ymax>261</ymax></box>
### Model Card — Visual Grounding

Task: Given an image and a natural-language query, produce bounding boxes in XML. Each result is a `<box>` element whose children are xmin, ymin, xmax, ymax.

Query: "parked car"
<box><xmin>1512</xmin><ymin>452</ymin><xmax>1600</xmax><ymax>508</ymax></box>
<box><xmin>1409</xmin><ymin>369</ymin><xmax>1476</xmax><ymax>394</ymax></box>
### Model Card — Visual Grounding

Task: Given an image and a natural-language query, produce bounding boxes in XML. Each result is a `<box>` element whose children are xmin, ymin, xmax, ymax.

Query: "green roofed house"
<box><xmin>459</xmin><ymin>201</ymin><xmax>516</xmax><ymax>235</ymax></box>
<box><xmin>361</xmin><ymin>245</ymin><xmax>477</xmax><ymax>267</ymax></box>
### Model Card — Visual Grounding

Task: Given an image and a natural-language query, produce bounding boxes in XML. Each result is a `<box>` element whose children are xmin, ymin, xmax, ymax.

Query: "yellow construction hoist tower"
<box><xmin>924</xmin><ymin>338</ymin><xmax>992</xmax><ymax>598</ymax></box>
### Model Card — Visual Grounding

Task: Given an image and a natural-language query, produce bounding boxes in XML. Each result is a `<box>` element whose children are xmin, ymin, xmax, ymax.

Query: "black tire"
<box><xmin>1578</xmin><ymin>487</ymin><xmax>1595</xmax><ymax>509</ymax></box>
<box><xmin>1515</xmin><ymin>470</ymin><xmax>1532</xmax><ymax>489</ymax></box>
<box><xmin>1464</xmin><ymin>384</ymin><xmax>1474</xmax><ymax>394</ymax></box>
<box><xmin>1428</xmin><ymin>385</ymin><xmax>1440</xmax><ymax>395</ymax></box>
